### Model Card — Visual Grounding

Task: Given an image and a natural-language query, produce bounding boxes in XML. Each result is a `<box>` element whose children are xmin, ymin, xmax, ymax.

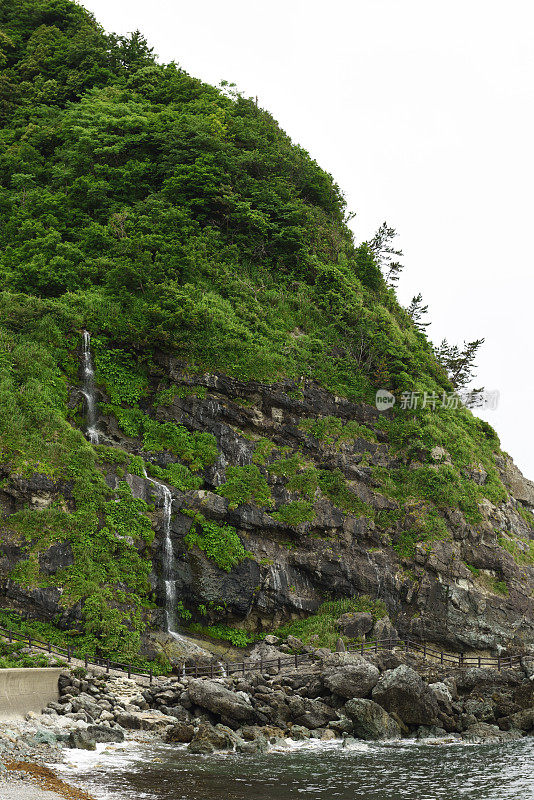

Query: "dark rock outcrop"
<box><xmin>343</xmin><ymin>698</ymin><xmax>401</xmax><ymax>740</ymax></box>
<box><xmin>2</xmin><ymin>365</ymin><xmax>534</xmax><ymax>655</ymax></box>
<box><xmin>187</xmin><ymin>679</ymin><xmax>256</xmax><ymax>723</ymax></box>
<box><xmin>371</xmin><ymin>665</ymin><xmax>440</xmax><ymax>725</ymax></box>
<box><xmin>323</xmin><ymin>660</ymin><xmax>380</xmax><ymax>699</ymax></box>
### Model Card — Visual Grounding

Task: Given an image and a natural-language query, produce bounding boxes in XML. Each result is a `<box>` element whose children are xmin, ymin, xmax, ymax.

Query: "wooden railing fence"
<box><xmin>0</xmin><ymin>622</ymin><xmax>525</xmax><ymax>684</ymax></box>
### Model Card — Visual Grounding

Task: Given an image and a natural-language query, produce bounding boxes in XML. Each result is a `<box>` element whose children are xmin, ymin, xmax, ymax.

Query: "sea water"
<box><xmin>57</xmin><ymin>736</ymin><xmax>534</xmax><ymax>800</ymax></box>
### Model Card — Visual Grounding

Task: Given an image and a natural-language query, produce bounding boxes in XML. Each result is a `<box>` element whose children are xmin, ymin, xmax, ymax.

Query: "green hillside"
<box><xmin>0</xmin><ymin>0</ymin><xmax>514</xmax><ymax>660</ymax></box>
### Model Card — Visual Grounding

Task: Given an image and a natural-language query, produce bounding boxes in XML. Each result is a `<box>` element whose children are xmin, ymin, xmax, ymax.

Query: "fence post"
<box><xmin>149</xmin><ymin>667</ymin><xmax>153</xmax><ymax>684</ymax></box>
<box><xmin>67</xmin><ymin>646</ymin><xmax>71</xmax><ymax>663</ymax></box>
<box><xmin>195</xmin><ymin>664</ymin><xmax>198</xmax><ymax>678</ymax></box>
<box><xmin>497</xmin><ymin>656</ymin><xmax>501</xmax><ymax>671</ymax></box>
<box><xmin>459</xmin><ymin>652</ymin><xmax>464</xmax><ymax>668</ymax></box>
<box><xmin>28</xmin><ymin>634</ymin><xmax>32</xmax><ymax>649</ymax></box>
<box><xmin>128</xmin><ymin>664</ymin><xmax>131</xmax><ymax>679</ymax></box>
<box><xmin>278</xmin><ymin>657</ymin><xmax>281</xmax><ymax>673</ymax></box>
<box><xmin>8</xmin><ymin>630</ymin><xmax>12</xmax><ymax>643</ymax></box>
<box><xmin>374</xmin><ymin>640</ymin><xmax>378</xmax><ymax>653</ymax></box>
<box><xmin>295</xmin><ymin>653</ymin><xmax>298</xmax><ymax>668</ymax></box>
<box><xmin>225</xmin><ymin>662</ymin><xmax>229</xmax><ymax>677</ymax></box>
<box><xmin>85</xmin><ymin>654</ymin><xmax>88</xmax><ymax>669</ymax></box>
<box><xmin>440</xmin><ymin>651</ymin><xmax>443</xmax><ymax>666</ymax></box>
<box><xmin>423</xmin><ymin>644</ymin><xmax>427</xmax><ymax>661</ymax></box>
<box><xmin>48</xmin><ymin>640</ymin><xmax>51</xmax><ymax>653</ymax></box>
<box><xmin>106</xmin><ymin>658</ymin><xmax>110</xmax><ymax>674</ymax></box>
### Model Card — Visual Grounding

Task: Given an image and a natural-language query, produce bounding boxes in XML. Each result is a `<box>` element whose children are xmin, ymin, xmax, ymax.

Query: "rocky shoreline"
<box><xmin>1</xmin><ymin>640</ymin><xmax>533</xmax><ymax>797</ymax></box>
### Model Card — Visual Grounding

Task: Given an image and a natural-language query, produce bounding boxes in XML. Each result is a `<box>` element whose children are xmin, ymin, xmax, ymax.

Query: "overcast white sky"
<box><xmin>82</xmin><ymin>0</ymin><xmax>534</xmax><ymax>479</ymax></box>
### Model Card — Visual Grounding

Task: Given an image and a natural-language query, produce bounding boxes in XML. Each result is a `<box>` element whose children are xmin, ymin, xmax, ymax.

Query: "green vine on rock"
<box><xmin>183</xmin><ymin>510</ymin><xmax>250</xmax><ymax>571</ymax></box>
<box><xmin>216</xmin><ymin>464</ymin><xmax>272</xmax><ymax>509</ymax></box>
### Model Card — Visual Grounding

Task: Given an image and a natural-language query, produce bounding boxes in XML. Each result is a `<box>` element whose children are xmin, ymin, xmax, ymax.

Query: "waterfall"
<box><xmin>81</xmin><ymin>331</ymin><xmax>99</xmax><ymax>445</ymax></box>
<box><xmin>159</xmin><ymin>482</ymin><xmax>178</xmax><ymax>634</ymax></box>
<box><xmin>144</xmin><ymin>474</ymin><xmax>178</xmax><ymax>634</ymax></box>
<box><xmin>141</xmin><ymin>468</ymin><xmax>221</xmax><ymax>659</ymax></box>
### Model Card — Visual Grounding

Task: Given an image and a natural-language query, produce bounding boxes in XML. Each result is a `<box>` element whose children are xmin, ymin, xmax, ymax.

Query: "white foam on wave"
<box><xmin>265</xmin><ymin>736</ymin><xmax>369</xmax><ymax>754</ymax></box>
<box><xmin>53</xmin><ymin>741</ymin><xmax>153</xmax><ymax>800</ymax></box>
<box><xmin>273</xmin><ymin>735</ymin><xmax>465</xmax><ymax>755</ymax></box>
<box><xmin>56</xmin><ymin>740</ymin><xmax>144</xmax><ymax>772</ymax></box>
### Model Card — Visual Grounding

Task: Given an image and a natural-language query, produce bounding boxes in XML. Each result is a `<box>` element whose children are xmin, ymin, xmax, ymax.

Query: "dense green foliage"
<box><xmin>0</xmin><ymin>639</ymin><xmax>66</xmax><ymax>669</ymax></box>
<box><xmin>217</xmin><ymin>464</ymin><xmax>272</xmax><ymax>509</ymax></box>
<box><xmin>0</xmin><ymin>609</ymin><xmax>170</xmax><ymax>673</ymax></box>
<box><xmin>183</xmin><ymin>510</ymin><xmax>250</xmax><ymax>571</ymax></box>
<box><xmin>0</xmin><ymin>0</ymin><xmax>454</xmax><ymax>402</ymax></box>
<box><xmin>271</xmin><ymin>500</ymin><xmax>316</xmax><ymax>527</ymax></box>
<box><xmin>299</xmin><ymin>416</ymin><xmax>378</xmax><ymax>446</ymax></box>
<box><xmin>187</xmin><ymin>622</ymin><xmax>259</xmax><ymax>648</ymax></box>
<box><xmin>498</xmin><ymin>534</ymin><xmax>534</xmax><ymax>566</ymax></box>
<box><xmin>267</xmin><ymin>455</ymin><xmax>375</xmax><ymax>524</ymax></box>
<box><xmin>147</xmin><ymin>461</ymin><xmax>203</xmax><ymax>491</ymax></box>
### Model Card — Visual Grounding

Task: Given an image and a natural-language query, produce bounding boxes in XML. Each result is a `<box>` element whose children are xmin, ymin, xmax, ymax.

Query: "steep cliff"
<box><xmin>2</xmin><ymin>346</ymin><xmax>533</xmax><ymax>659</ymax></box>
<box><xmin>0</xmin><ymin>0</ymin><xmax>532</xmax><ymax>662</ymax></box>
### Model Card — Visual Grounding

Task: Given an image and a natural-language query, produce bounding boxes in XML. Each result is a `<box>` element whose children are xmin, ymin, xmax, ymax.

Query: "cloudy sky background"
<box><xmin>84</xmin><ymin>0</ymin><xmax>534</xmax><ymax>479</ymax></box>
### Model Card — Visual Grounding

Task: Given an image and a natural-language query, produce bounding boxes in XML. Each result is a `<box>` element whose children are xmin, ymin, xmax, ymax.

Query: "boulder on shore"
<box><xmin>86</xmin><ymin>724</ymin><xmax>124</xmax><ymax>743</ymax></box>
<box><xmin>324</xmin><ymin>659</ymin><xmax>380</xmax><ymax>699</ymax></box>
<box><xmin>188</xmin><ymin>723</ymin><xmax>238</xmax><ymax>754</ymax></box>
<box><xmin>344</xmin><ymin>698</ymin><xmax>401</xmax><ymax>740</ymax></box>
<box><xmin>115</xmin><ymin>711</ymin><xmax>177</xmax><ymax>732</ymax></box>
<box><xmin>187</xmin><ymin>679</ymin><xmax>256</xmax><ymax>723</ymax></box>
<box><xmin>67</xmin><ymin>730</ymin><xmax>96</xmax><ymax>750</ymax></box>
<box><xmin>164</xmin><ymin>722</ymin><xmax>196</xmax><ymax>743</ymax></box>
<box><xmin>372</xmin><ymin>616</ymin><xmax>399</xmax><ymax>643</ymax></box>
<box><xmin>286</xmin><ymin>695</ymin><xmax>339</xmax><ymax>729</ymax></box>
<box><xmin>462</xmin><ymin>722</ymin><xmax>523</xmax><ymax>742</ymax></box>
<box><xmin>372</xmin><ymin>665</ymin><xmax>440</xmax><ymax>725</ymax></box>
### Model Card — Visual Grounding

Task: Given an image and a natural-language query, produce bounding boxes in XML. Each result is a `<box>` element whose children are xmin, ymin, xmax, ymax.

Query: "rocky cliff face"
<box><xmin>1</xmin><ymin>355</ymin><xmax>533</xmax><ymax>656</ymax></box>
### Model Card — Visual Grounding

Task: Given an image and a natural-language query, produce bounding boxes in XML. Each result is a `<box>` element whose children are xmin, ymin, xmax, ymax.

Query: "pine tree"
<box><xmin>407</xmin><ymin>293</ymin><xmax>430</xmax><ymax>331</ymax></box>
<box><xmin>368</xmin><ymin>222</ymin><xmax>404</xmax><ymax>288</ymax></box>
<box><xmin>435</xmin><ymin>338</ymin><xmax>485</xmax><ymax>406</ymax></box>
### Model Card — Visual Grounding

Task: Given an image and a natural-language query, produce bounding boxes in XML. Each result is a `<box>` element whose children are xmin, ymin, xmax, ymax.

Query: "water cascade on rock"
<box><xmin>143</xmin><ymin>474</ymin><xmax>179</xmax><ymax>635</ymax></box>
<box><xmin>158</xmin><ymin>482</ymin><xmax>179</xmax><ymax>635</ymax></box>
<box><xmin>81</xmin><ymin>331</ymin><xmax>99</xmax><ymax>445</ymax></box>
<box><xmin>142</xmin><ymin>470</ymin><xmax>226</xmax><ymax>664</ymax></box>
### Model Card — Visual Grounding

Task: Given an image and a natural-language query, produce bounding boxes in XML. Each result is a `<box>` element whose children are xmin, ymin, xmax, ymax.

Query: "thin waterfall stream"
<box><xmin>142</xmin><ymin>472</ymin><xmax>179</xmax><ymax>636</ymax></box>
<box><xmin>142</xmin><ymin>469</ymin><xmax>224</xmax><ymax>663</ymax></box>
<box><xmin>153</xmin><ymin>480</ymin><xmax>179</xmax><ymax>635</ymax></box>
<box><xmin>81</xmin><ymin>330</ymin><xmax>99</xmax><ymax>445</ymax></box>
